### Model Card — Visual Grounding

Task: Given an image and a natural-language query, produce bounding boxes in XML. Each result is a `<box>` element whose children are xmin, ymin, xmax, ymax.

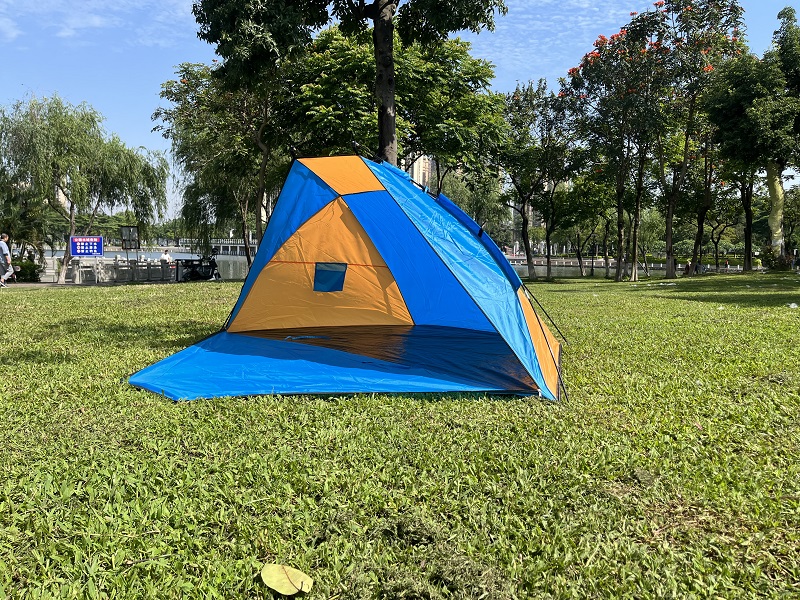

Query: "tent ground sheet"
<box><xmin>129</xmin><ymin>325</ymin><xmax>537</xmax><ymax>401</ymax></box>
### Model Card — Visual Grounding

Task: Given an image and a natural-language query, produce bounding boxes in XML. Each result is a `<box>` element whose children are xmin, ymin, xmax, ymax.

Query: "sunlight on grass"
<box><xmin>1</xmin><ymin>274</ymin><xmax>798</xmax><ymax>597</ymax></box>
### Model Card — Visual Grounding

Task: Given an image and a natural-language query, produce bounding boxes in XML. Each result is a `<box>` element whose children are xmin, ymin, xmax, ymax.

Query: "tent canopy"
<box><xmin>130</xmin><ymin>155</ymin><xmax>562</xmax><ymax>401</ymax></box>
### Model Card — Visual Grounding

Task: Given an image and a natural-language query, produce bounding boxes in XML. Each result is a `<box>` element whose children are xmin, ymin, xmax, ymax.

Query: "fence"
<box><xmin>44</xmin><ymin>256</ymin><xmax>249</xmax><ymax>284</ymax></box>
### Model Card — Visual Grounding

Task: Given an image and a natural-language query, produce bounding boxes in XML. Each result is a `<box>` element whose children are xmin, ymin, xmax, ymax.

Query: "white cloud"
<box><xmin>0</xmin><ymin>0</ymin><xmax>198</xmax><ymax>47</ymax></box>
<box><xmin>56</xmin><ymin>12</ymin><xmax>118</xmax><ymax>38</ymax></box>
<box><xmin>0</xmin><ymin>15</ymin><xmax>21</xmax><ymax>42</ymax></box>
<box><xmin>460</xmin><ymin>0</ymin><xmax>657</xmax><ymax>90</ymax></box>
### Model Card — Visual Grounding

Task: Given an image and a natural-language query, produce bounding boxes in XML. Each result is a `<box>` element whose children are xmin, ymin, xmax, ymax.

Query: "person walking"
<box><xmin>0</xmin><ymin>233</ymin><xmax>13</xmax><ymax>287</ymax></box>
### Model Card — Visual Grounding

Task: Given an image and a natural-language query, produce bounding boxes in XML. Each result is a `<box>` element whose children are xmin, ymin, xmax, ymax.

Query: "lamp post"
<box><xmin>590</xmin><ymin>235</ymin><xmax>596</xmax><ymax>277</ymax></box>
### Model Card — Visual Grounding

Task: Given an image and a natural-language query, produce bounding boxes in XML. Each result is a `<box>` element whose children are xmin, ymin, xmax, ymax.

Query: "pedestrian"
<box><xmin>0</xmin><ymin>233</ymin><xmax>13</xmax><ymax>287</ymax></box>
<box><xmin>159</xmin><ymin>248</ymin><xmax>173</xmax><ymax>262</ymax></box>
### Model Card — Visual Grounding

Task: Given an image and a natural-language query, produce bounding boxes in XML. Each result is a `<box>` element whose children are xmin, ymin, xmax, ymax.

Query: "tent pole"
<box><xmin>523</xmin><ymin>285</ymin><xmax>568</xmax><ymax>344</ymax></box>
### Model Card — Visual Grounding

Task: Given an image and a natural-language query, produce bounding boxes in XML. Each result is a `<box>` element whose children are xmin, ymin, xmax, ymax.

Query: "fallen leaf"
<box><xmin>261</xmin><ymin>564</ymin><xmax>314</xmax><ymax>595</ymax></box>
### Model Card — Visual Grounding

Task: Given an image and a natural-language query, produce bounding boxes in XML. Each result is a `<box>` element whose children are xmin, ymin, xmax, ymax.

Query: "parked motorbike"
<box><xmin>180</xmin><ymin>250</ymin><xmax>222</xmax><ymax>282</ymax></box>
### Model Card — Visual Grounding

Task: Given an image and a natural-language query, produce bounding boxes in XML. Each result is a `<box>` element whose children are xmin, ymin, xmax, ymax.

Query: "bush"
<box><xmin>760</xmin><ymin>246</ymin><xmax>794</xmax><ymax>270</ymax></box>
<box><xmin>11</xmin><ymin>259</ymin><xmax>43</xmax><ymax>282</ymax></box>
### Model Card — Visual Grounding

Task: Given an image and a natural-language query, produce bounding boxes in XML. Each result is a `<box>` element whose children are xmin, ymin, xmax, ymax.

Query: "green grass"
<box><xmin>1</xmin><ymin>273</ymin><xmax>799</xmax><ymax>598</ymax></box>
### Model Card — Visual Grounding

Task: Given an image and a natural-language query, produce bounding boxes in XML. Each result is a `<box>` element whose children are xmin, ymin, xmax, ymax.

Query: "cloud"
<box><xmin>56</xmin><ymin>12</ymin><xmax>118</xmax><ymax>38</ymax></box>
<box><xmin>0</xmin><ymin>15</ymin><xmax>21</xmax><ymax>42</ymax></box>
<box><xmin>0</xmin><ymin>0</ymin><xmax>199</xmax><ymax>47</ymax></box>
<box><xmin>460</xmin><ymin>0</ymin><xmax>657</xmax><ymax>90</ymax></box>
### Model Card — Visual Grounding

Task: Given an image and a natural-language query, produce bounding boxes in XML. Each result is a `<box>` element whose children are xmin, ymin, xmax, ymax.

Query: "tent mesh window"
<box><xmin>313</xmin><ymin>262</ymin><xmax>347</xmax><ymax>292</ymax></box>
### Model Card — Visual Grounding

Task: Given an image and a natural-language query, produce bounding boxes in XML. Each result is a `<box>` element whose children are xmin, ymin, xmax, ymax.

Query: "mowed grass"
<box><xmin>1</xmin><ymin>273</ymin><xmax>799</xmax><ymax>598</ymax></box>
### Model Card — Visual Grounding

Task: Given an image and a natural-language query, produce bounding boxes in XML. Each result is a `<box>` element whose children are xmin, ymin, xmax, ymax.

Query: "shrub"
<box><xmin>11</xmin><ymin>259</ymin><xmax>43</xmax><ymax>282</ymax></box>
<box><xmin>761</xmin><ymin>249</ymin><xmax>793</xmax><ymax>270</ymax></box>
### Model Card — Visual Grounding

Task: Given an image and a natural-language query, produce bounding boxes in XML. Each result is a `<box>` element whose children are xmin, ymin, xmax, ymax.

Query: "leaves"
<box><xmin>260</xmin><ymin>564</ymin><xmax>313</xmax><ymax>595</ymax></box>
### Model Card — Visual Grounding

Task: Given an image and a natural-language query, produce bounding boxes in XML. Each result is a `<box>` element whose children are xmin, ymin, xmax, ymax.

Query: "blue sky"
<box><xmin>0</xmin><ymin>0</ymin><xmax>795</xmax><ymax>162</ymax></box>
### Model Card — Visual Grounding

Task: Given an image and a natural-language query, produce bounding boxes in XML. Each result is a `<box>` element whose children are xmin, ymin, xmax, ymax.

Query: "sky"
<box><xmin>1</xmin><ymin>0</ymin><xmax>797</xmax><ymax>203</ymax></box>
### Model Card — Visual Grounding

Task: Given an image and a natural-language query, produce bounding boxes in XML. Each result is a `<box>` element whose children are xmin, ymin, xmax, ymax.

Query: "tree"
<box><xmin>652</xmin><ymin>0</ymin><xmax>743</xmax><ymax>278</ymax></box>
<box><xmin>191</xmin><ymin>0</ymin><xmax>507</xmax><ymax>165</ymax></box>
<box><xmin>154</xmin><ymin>63</ymin><xmax>284</xmax><ymax>263</ymax></box>
<box><xmin>567</xmin><ymin>9</ymin><xmax>670</xmax><ymax>281</ymax></box>
<box><xmin>156</xmin><ymin>29</ymin><xmax>503</xmax><ymax>254</ymax></box>
<box><xmin>283</xmin><ymin>28</ymin><xmax>384</xmax><ymax>157</ymax></box>
<box><xmin>287</xmin><ymin>28</ymin><xmax>505</xmax><ymax>191</ymax></box>
<box><xmin>705</xmin><ymin>5</ymin><xmax>800</xmax><ymax>268</ymax></box>
<box><xmin>682</xmin><ymin>120</ymin><xmax>724</xmax><ymax>274</ymax></box>
<box><xmin>499</xmin><ymin>81</ymin><xmax>581</xmax><ymax>279</ymax></box>
<box><xmin>399</xmin><ymin>37</ymin><xmax>506</xmax><ymax>192</ymax></box>
<box><xmin>758</xmin><ymin>7</ymin><xmax>800</xmax><ymax>260</ymax></box>
<box><xmin>784</xmin><ymin>186</ymin><xmax>800</xmax><ymax>257</ymax></box>
<box><xmin>1</xmin><ymin>96</ymin><xmax>167</xmax><ymax>283</ymax></box>
<box><xmin>441</xmin><ymin>170</ymin><xmax>506</xmax><ymax>236</ymax></box>
<box><xmin>704</xmin><ymin>52</ymin><xmax>774</xmax><ymax>271</ymax></box>
<box><xmin>706</xmin><ymin>181</ymin><xmax>741</xmax><ymax>270</ymax></box>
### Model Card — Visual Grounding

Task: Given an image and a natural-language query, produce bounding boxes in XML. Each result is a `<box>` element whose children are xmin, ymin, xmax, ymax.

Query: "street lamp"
<box><xmin>590</xmin><ymin>235</ymin><xmax>596</xmax><ymax>277</ymax></box>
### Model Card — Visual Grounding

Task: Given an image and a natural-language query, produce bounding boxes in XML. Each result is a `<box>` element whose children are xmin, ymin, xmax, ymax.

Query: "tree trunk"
<box><xmin>630</xmin><ymin>150</ymin><xmax>647</xmax><ymax>283</ymax></box>
<box><xmin>639</xmin><ymin>244</ymin><xmax>650</xmax><ymax>277</ymax></box>
<box><xmin>371</xmin><ymin>1</ymin><xmax>398</xmax><ymax>165</ymax></box>
<box><xmin>615</xmin><ymin>196</ymin><xmax>625</xmax><ymax>282</ymax></box>
<box><xmin>690</xmin><ymin>204</ymin><xmax>710</xmax><ymax>275</ymax></box>
<box><xmin>254</xmin><ymin>107</ymin><xmax>270</xmax><ymax>245</ymax></box>
<box><xmin>545</xmin><ymin>229</ymin><xmax>552</xmax><ymax>278</ymax></box>
<box><xmin>519</xmin><ymin>204</ymin><xmax>537</xmax><ymax>281</ymax></box>
<box><xmin>241</xmin><ymin>219</ymin><xmax>252</xmax><ymax>265</ymax></box>
<box><xmin>614</xmin><ymin>136</ymin><xmax>629</xmax><ymax>282</ymax></box>
<box><xmin>664</xmin><ymin>196</ymin><xmax>676</xmax><ymax>279</ymax></box>
<box><xmin>660</xmin><ymin>97</ymin><xmax>697</xmax><ymax>279</ymax></box>
<box><xmin>766</xmin><ymin>161</ymin><xmax>785</xmax><ymax>258</ymax></box>
<box><xmin>741</xmin><ymin>174</ymin><xmax>754</xmax><ymax>271</ymax></box>
<box><xmin>57</xmin><ymin>200</ymin><xmax>77</xmax><ymax>285</ymax></box>
<box><xmin>575</xmin><ymin>232</ymin><xmax>585</xmax><ymax>277</ymax></box>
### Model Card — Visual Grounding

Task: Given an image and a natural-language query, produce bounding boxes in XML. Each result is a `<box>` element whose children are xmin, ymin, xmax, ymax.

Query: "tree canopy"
<box><xmin>154</xmin><ymin>27</ymin><xmax>504</xmax><ymax>250</ymax></box>
<box><xmin>191</xmin><ymin>0</ymin><xmax>507</xmax><ymax>164</ymax></box>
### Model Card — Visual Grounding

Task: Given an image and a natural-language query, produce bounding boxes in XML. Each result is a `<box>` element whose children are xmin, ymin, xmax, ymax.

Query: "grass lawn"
<box><xmin>1</xmin><ymin>273</ymin><xmax>799</xmax><ymax>598</ymax></box>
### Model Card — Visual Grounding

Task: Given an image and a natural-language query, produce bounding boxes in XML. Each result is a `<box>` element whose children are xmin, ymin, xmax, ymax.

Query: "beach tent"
<box><xmin>129</xmin><ymin>155</ymin><xmax>563</xmax><ymax>401</ymax></box>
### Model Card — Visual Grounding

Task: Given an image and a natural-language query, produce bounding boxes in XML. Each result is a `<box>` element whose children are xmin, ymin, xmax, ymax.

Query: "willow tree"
<box><xmin>191</xmin><ymin>0</ymin><xmax>507</xmax><ymax>165</ymax></box>
<box><xmin>1</xmin><ymin>96</ymin><xmax>167</xmax><ymax>283</ymax></box>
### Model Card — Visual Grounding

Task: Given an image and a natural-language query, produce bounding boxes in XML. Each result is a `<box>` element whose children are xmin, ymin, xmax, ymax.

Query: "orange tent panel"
<box><xmin>228</xmin><ymin>197</ymin><xmax>413</xmax><ymax>332</ymax></box>
<box><xmin>299</xmin><ymin>156</ymin><xmax>385</xmax><ymax>197</ymax></box>
<box><xmin>517</xmin><ymin>288</ymin><xmax>561</xmax><ymax>398</ymax></box>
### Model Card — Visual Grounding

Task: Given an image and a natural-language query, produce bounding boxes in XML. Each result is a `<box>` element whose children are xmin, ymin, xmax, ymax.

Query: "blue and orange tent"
<box><xmin>129</xmin><ymin>155</ymin><xmax>563</xmax><ymax>400</ymax></box>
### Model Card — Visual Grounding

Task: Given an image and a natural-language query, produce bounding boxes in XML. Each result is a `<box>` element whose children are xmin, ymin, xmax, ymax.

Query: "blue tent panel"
<box><xmin>366</xmin><ymin>160</ymin><xmax>553</xmax><ymax>399</ymax></box>
<box><xmin>129</xmin><ymin>329</ymin><xmax>537</xmax><ymax>401</ymax></box>
<box><xmin>345</xmin><ymin>191</ymin><xmax>495</xmax><ymax>331</ymax></box>
<box><xmin>434</xmin><ymin>193</ymin><xmax>522</xmax><ymax>290</ymax></box>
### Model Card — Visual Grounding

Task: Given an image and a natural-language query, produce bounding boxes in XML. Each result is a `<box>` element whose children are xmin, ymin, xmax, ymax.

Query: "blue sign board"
<box><xmin>70</xmin><ymin>236</ymin><xmax>104</xmax><ymax>257</ymax></box>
